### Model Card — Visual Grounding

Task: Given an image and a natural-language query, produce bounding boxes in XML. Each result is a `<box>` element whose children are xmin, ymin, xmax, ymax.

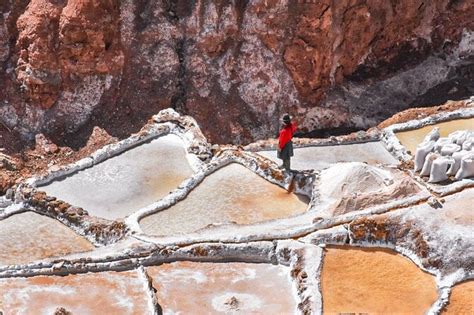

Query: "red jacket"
<box><xmin>278</xmin><ymin>123</ymin><xmax>296</xmax><ymax>150</ymax></box>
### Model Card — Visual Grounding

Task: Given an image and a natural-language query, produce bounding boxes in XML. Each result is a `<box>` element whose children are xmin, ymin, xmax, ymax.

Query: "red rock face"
<box><xmin>0</xmin><ymin>0</ymin><xmax>472</xmax><ymax>150</ymax></box>
<box><xmin>14</xmin><ymin>0</ymin><xmax>123</xmax><ymax>109</ymax></box>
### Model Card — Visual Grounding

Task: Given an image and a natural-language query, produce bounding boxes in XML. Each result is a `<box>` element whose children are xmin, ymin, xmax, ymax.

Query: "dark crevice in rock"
<box><xmin>163</xmin><ymin>0</ymin><xmax>196</xmax><ymax>22</ymax></box>
<box><xmin>170</xmin><ymin>39</ymin><xmax>188</xmax><ymax>113</ymax></box>
<box><xmin>134</xmin><ymin>0</ymin><xmax>154</xmax><ymax>32</ymax></box>
<box><xmin>296</xmin><ymin>126</ymin><xmax>364</xmax><ymax>140</ymax></box>
<box><xmin>141</xmin><ymin>267</ymin><xmax>163</xmax><ymax>315</ymax></box>
<box><xmin>410</xmin><ymin>62</ymin><xmax>474</xmax><ymax>107</ymax></box>
<box><xmin>234</xmin><ymin>0</ymin><xmax>249</xmax><ymax>27</ymax></box>
<box><xmin>349</xmin><ymin>38</ymin><xmax>433</xmax><ymax>82</ymax></box>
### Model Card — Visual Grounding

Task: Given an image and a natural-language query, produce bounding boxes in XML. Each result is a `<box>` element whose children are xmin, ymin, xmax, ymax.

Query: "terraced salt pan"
<box><xmin>0</xmin><ymin>212</ymin><xmax>94</xmax><ymax>266</ymax></box>
<box><xmin>442</xmin><ymin>281</ymin><xmax>474</xmax><ymax>314</ymax></box>
<box><xmin>395</xmin><ymin>118</ymin><xmax>474</xmax><ymax>153</ymax></box>
<box><xmin>39</xmin><ymin>135</ymin><xmax>193</xmax><ymax>220</ymax></box>
<box><xmin>400</xmin><ymin>188</ymin><xmax>474</xmax><ymax>274</ymax></box>
<box><xmin>321</xmin><ymin>247</ymin><xmax>438</xmax><ymax>315</ymax></box>
<box><xmin>139</xmin><ymin>163</ymin><xmax>308</xmax><ymax>236</ymax></box>
<box><xmin>147</xmin><ymin>261</ymin><xmax>297</xmax><ymax>314</ymax></box>
<box><xmin>258</xmin><ymin>141</ymin><xmax>398</xmax><ymax>171</ymax></box>
<box><xmin>0</xmin><ymin>270</ymin><xmax>152</xmax><ymax>314</ymax></box>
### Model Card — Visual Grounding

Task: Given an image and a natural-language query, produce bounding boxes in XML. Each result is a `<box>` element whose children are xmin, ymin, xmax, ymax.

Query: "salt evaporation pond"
<box><xmin>0</xmin><ymin>212</ymin><xmax>94</xmax><ymax>266</ymax></box>
<box><xmin>441</xmin><ymin>188</ymin><xmax>474</xmax><ymax>226</ymax></box>
<box><xmin>0</xmin><ymin>270</ymin><xmax>152</xmax><ymax>313</ymax></box>
<box><xmin>139</xmin><ymin>163</ymin><xmax>308</xmax><ymax>236</ymax></box>
<box><xmin>321</xmin><ymin>247</ymin><xmax>438</xmax><ymax>314</ymax></box>
<box><xmin>395</xmin><ymin>118</ymin><xmax>474</xmax><ymax>154</ymax></box>
<box><xmin>40</xmin><ymin>135</ymin><xmax>193</xmax><ymax>220</ymax></box>
<box><xmin>258</xmin><ymin>141</ymin><xmax>398</xmax><ymax>171</ymax></box>
<box><xmin>442</xmin><ymin>281</ymin><xmax>474</xmax><ymax>314</ymax></box>
<box><xmin>147</xmin><ymin>261</ymin><xmax>297</xmax><ymax>314</ymax></box>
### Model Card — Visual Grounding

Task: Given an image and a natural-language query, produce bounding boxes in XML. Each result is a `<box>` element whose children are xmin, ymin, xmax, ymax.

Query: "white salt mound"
<box><xmin>320</xmin><ymin>162</ymin><xmax>392</xmax><ymax>198</ymax></box>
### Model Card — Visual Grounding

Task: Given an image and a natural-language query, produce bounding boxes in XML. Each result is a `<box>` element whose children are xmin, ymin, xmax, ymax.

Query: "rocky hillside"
<box><xmin>0</xmin><ymin>0</ymin><xmax>473</xmax><ymax>151</ymax></box>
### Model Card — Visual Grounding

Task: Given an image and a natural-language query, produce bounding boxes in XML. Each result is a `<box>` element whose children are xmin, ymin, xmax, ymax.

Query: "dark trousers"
<box><xmin>282</xmin><ymin>158</ymin><xmax>291</xmax><ymax>171</ymax></box>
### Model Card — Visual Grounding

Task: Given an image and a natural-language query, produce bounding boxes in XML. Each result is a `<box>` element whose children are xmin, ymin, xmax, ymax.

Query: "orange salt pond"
<box><xmin>40</xmin><ymin>135</ymin><xmax>193</xmax><ymax>220</ymax></box>
<box><xmin>443</xmin><ymin>281</ymin><xmax>474</xmax><ymax>314</ymax></box>
<box><xmin>0</xmin><ymin>270</ymin><xmax>152</xmax><ymax>314</ymax></box>
<box><xmin>139</xmin><ymin>163</ymin><xmax>308</xmax><ymax>236</ymax></box>
<box><xmin>395</xmin><ymin>118</ymin><xmax>474</xmax><ymax>153</ymax></box>
<box><xmin>321</xmin><ymin>247</ymin><xmax>438</xmax><ymax>315</ymax></box>
<box><xmin>147</xmin><ymin>261</ymin><xmax>297</xmax><ymax>314</ymax></box>
<box><xmin>0</xmin><ymin>212</ymin><xmax>94</xmax><ymax>266</ymax></box>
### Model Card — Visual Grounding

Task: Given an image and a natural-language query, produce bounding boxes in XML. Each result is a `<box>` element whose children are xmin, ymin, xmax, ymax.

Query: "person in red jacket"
<box><xmin>278</xmin><ymin>113</ymin><xmax>296</xmax><ymax>171</ymax></box>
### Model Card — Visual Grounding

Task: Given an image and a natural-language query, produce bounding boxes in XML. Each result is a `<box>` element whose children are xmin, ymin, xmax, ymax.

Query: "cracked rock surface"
<box><xmin>0</xmin><ymin>1</ymin><xmax>473</xmax><ymax>150</ymax></box>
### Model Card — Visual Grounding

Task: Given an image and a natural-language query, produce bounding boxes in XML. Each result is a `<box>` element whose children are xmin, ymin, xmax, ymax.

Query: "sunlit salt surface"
<box><xmin>395</xmin><ymin>118</ymin><xmax>474</xmax><ymax>154</ymax></box>
<box><xmin>0</xmin><ymin>212</ymin><xmax>94</xmax><ymax>266</ymax></box>
<box><xmin>258</xmin><ymin>141</ymin><xmax>398</xmax><ymax>171</ymax></box>
<box><xmin>317</xmin><ymin>162</ymin><xmax>421</xmax><ymax>217</ymax></box>
<box><xmin>147</xmin><ymin>261</ymin><xmax>297</xmax><ymax>314</ymax></box>
<box><xmin>139</xmin><ymin>163</ymin><xmax>308</xmax><ymax>236</ymax></box>
<box><xmin>441</xmin><ymin>188</ymin><xmax>474</xmax><ymax>226</ymax></box>
<box><xmin>0</xmin><ymin>270</ymin><xmax>152</xmax><ymax>314</ymax></box>
<box><xmin>40</xmin><ymin>135</ymin><xmax>193</xmax><ymax>220</ymax></box>
<box><xmin>442</xmin><ymin>280</ymin><xmax>474</xmax><ymax>314</ymax></box>
<box><xmin>321</xmin><ymin>247</ymin><xmax>437</xmax><ymax>315</ymax></box>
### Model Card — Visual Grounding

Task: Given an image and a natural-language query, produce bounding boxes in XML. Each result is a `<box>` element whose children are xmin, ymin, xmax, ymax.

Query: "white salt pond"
<box><xmin>39</xmin><ymin>135</ymin><xmax>193</xmax><ymax>220</ymax></box>
<box><xmin>147</xmin><ymin>261</ymin><xmax>297</xmax><ymax>314</ymax></box>
<box><xmin>0</xmin><ymin>212</ymin><xmax>94</xmax><ymax>266</ymax></box>
<box><xmin>139</xmin><ymin>163</ymin><xmax>309</xmax><ymax>236</ymax></box>
<box><xmin>0</xmin><ymin>270</ymin><xmax>152</xmax><ymax>314</ymax></box>
<box><xmin>258</xmin><ymin>141</ymin><xmax>398</xmax><ymax>171</ymax></box>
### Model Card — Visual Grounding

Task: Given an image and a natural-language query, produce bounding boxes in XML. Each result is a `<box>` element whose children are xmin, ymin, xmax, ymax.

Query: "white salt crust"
<box><xmin>1</xmin><ymin>106</ymin><xmax>473</xmax><ymax>314</ymax></box>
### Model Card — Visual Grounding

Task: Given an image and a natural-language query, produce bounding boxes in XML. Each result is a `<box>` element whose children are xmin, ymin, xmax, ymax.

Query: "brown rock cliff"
<box><xmin>0</xmin><ymin>0</ymin><xmax>473</xmax><ymax>151</ymax></box>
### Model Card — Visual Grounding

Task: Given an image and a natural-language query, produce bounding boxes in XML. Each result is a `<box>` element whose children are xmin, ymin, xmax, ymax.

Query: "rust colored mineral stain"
<box><xmin>0</xmin><ymin>270</ymin><xmax>152</xmax><ymax>314</ymax></box>
<box><xmin>0</xmin><ymin>212</ymin><xmax>94</xmax><ymax>266</ymax></box>
<box><xmin>139</xmin><ymin>163</ymin><xmax>308</xmax><ymax>236</ymax></box>
<box><xmin>442</xmin><ymin>281</ymin><xmax>474</xmax><ymax>314</ymax></box>
<box><xmin>321</xmin><ymin>247</ymin><xmax>438</xmax><ymax>315</ymax></box>
<box><xmin>147</xmin><ymin>261</ymin><xmax>297</xmax><ymax>314</ymax></box>
<box><xmin>395</xmin><ymin>118</ymin><xmax>474</xmax><ymax>154</ymax></box>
